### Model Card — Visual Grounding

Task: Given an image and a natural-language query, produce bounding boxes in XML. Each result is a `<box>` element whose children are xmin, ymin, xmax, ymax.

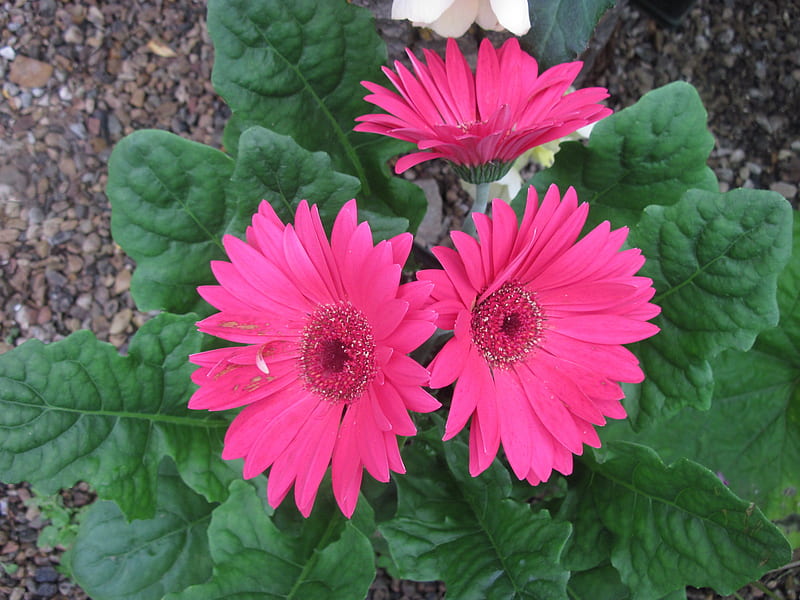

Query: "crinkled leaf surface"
<box><xmin>619</xmin><ymin>213</ymin><xmax>800</xmax><ymax>530</ymax></box>
<box><xmin>521</xmin><ymin>0</ymin><xmax>615</xmax><ymax>70</ymax></box>
<box><xmin>580</xmin><ymin>442</ymin><xmax>790</xmax><ymax>599</ymax></box>
<box><xmin>208</xmin><ymin>0</ymin><xmax>426</xmax><ymax>230</ymax></box>
<box><xmin>108</xmin><ymin>130</ymin><xmax>234</xmax><ymax>314</ymax></box>
<box><xmin>68</xmin><ymin>465</ymin><xmax>214</xmax><ymax>600</ymax></box>
<box><xmin>0</xmin><ymin>313</ymin><xmax>232</xmax><ymax>520</ymax></box>
<box><xmin>108</xmin><ymin>127</ymin><xmax>373</xmax><ymax>315</ymax></box>
<box><xmin>525</xmin><ymin>82</ymin><xmax>718</xmax><ymax>228</ymax></box>
<box><xmin>381</xmin><ymin>431</ymin><xmax>571</xmax><ymax>600</ymax></box>
<box><xmin>566</xmin><ymin>564</ymin><xmax>630</xmax><ymax>600</ymax></box>
<box><xmin>165</xmin><ymin>480</ymin><xmax>375</xmax><ymax>600</ymax></box>
<box><xmin>626</xmin><ymin>188</ymin><xmax>792</xmax><ymax>424</ymax></box>
<box><xmin>229</xmin><ymin>125</ymin><xmax>360</xmax><ymax>226</ymax></box>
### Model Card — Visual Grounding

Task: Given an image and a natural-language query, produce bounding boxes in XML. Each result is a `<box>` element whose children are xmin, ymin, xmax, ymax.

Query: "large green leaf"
<box><xmin>581</xmin><ymin>443</ymin><xmax>791</xmax><ymax>599</ymax></box>
<box><xmin>208</xmin><ymin>0</ymin><xmax>426</xmax><ymax>230</ymax></box>
<box><xmin>526</xmin><ymin>82</ymin><xmax>718</xmax><ymax>228</ymax></box>
<box><xmin>0</xmin><ymin>313</ymin><xmax>232</xmax><ymax>520</ymax></box>
<box><xmin>108</xmin><ymin>127</ymin><xmax>377</xmax><ymax>315</ymax></box>
<box><xmin>107</xmin><ymin>130</ymin><xmax>233</xmax><ymax>314</ymax></box>
<box><xmin>521</xmin><ymin>0</ymin><xmax>615</xmax><ymax>70</ymax></box>
<box><xmin>615</xmin><ymin>213</ymin><xmax>800</xmax><ymax>532</ymax></box>
<box><xmin>381</xmin><ymin>431</ymin><xmax>571</xmax><ymax>600</ymax></box>
<box><xmin>627</xmin><ymin>188</ymin><xmax>792</xmax><ymax>423</ymax></box>
<box><xmin>229</xmin><ymin>126</ymin><xmax>361</xmax><ymax>227</ymax></box>
<box><xmin>165</xmin><ymin>480</ymin><xmax>375</xmax><ymax>600</ymax></box>
<box><xmin>67</xmin><ymin>465</ymin><xmax>215</xmax><ymax>600</ymax></box>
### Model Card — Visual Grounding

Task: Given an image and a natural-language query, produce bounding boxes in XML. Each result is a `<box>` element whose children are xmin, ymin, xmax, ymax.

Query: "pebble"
<box><xmin>8</xmin><ymin>55</ymin><xmax>54</xmax><ymax>88</ymax></box>
<box><xmin>0</xmin><ymin>46</ymin><xmax>16</xmax><ymax>60</ymax></box>
<box><xmin>770</xmin><ymin>181</ymin><xmax>798</xmax><ymax>200</ymax></box>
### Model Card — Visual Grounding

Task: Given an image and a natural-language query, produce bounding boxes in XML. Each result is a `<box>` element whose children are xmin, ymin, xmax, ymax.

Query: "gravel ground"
<box><xmin>1</xmin><ymin>0</ymin><xmax>798</xmax><ymax>598</ymax></box>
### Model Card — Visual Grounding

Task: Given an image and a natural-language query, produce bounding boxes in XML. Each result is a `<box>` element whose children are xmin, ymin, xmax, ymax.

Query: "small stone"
<box><xmin>37</xmin><ymin>306</ymin><xmax>52</xmax><ymax>325</ymax></box>
<box><xmin>109</xmin><ymin>309</ymin><xmax>133</xmax><ymax>335</ymax></box>
<box><xmin>0</xmin><ymin>46</ymin><xmax>16</xmax><ymax>60</ymax></box>
<box><xmin>729</xmin><ymin>148</ymin><xmax>746</xmax><ymax>163</ymax></box>
<box><xmin>0</xmin><ymin>229</ymin><xmax>20</xmax><ymax>243</ymax></box>
<box><xmin>82</xmin><ymin>232</ymin><xmax>101</xmax><ymax>253</ymax></box>
<box><xmin>35</xmin><ymin>582</ymin><xmax>59</xmax><ymax>597</ymax></box>
<box><xmin>130</xmin><ymin>88</ymin><xmax>146</xmax><ymax>107</ymax></box>
<box><xmin>34</xmin><ymin>566</ymin><xmax>59</xmax><ymax>583</ymax></box>
<box><xmin>769</xmin><ymin>181</ymin><xmax>798</xmax><ymax>200</ymax></box>
<box><xmin>87</xmin><ymin>5</ymin><xmax>105</xmax><ymax>27</ymax></box>
<box><xmin>113</xmin><ymin>268</ymin><xmax>132</xmax><ymax>295</ymax></box>
<box><xmin>63</xmin><ymin>25</ymin><xmax>83</xmax><ymax>45</ymax></box>
<box><xmin>8</xmin><ymin>55</ymin><xmax>54</xmax><ymax>88</ymax></box>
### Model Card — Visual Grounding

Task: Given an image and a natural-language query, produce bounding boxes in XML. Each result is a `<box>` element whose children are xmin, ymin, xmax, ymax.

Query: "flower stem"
<box><xmin>464</xmin><ymin>181</ymin><xmax>491</xmax><ymax>236</ymax></box>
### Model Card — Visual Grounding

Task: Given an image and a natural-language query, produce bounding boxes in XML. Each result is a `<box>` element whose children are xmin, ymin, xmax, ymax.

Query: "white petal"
<box><xmin>476</xmin><ymin>0</ymin><xmax>502</xmax><ymax>30</ymax></box>
<box><xmin>488</xmin><ymin>0</ymin><xmax>531</xmax><ymax>35</ymax></box>
<box><xmin>428</xmin><ymin>0</ymin><xmax>480</xmax><ymax>37</ymax></box>
<box><xmin>391</xmin><ymin>0</ymin><xmax>456</xmax><ymax>24</ymax></box>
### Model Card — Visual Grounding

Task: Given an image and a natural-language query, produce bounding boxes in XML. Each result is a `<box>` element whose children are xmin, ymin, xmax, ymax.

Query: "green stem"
<box><xmin>464</xmin><ymin>182</ymin><xmax>491</xmax><ymax>236</ymax></box>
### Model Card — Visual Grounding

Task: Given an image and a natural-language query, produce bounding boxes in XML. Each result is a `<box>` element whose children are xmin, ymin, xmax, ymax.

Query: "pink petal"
<box><xmin>444</xmin><ymin>345</ymin><xmax>485</xmax><ymax>440</ymax></box>
<box><xmin>428</xmin><ymin>335</ymin><xmax>468</xmax><ymax>389</ymax></box>
<box><xmin>493</xmin><ymin>369</ymin><xmax>535</xmax><ymax>480</ymax></box>
<box><xmin>554</xmin><ymin>315</ymin><xmax>661</xmax><ymax>344</ymax></box>
<box><xmin>331</xmin><ymin>408</ymin><xmax>363</xmax><ymax>518</ymax></box>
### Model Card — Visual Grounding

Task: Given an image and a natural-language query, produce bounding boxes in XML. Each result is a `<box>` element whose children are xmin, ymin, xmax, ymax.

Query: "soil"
<box><xmin>1</xmin><ymin>0</ymin><xmax>798</xmax><ymax>598</ymax></box>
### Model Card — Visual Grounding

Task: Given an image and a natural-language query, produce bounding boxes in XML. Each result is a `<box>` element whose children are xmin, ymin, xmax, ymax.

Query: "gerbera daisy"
<box><xmin>391</xmin><ymin>0</ymin><xmax>531</xmax><ymax>38</ymax></box>
<box><xmin>417</xmin><ymin>185</ymin><xmax>660</xmax><ymax>484</ymax></box>
<box><xmin>354</xmin><ymin>38</ymin><xmax>612</xmax><ymax>184</ymax></box>
<box><xmin>189</xmin><ymin>200</ymin><xmax>440</xmax><ymax>518</ymax></box>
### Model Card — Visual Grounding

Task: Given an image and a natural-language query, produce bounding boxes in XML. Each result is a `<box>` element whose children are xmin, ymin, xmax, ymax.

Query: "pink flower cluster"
<box><xmin>190</xmin><ymin>187</ymin><xmax>659</xmax><ymax>517</ymax></box>
<box><xmin>188</xmin><ymin>39</ymin><xmax>660</xmax><ymax>518</ymax></box>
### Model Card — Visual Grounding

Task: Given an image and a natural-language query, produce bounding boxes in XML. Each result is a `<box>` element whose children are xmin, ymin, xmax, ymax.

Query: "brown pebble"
<box><xmin>8</xmin><ymin>56</ymin><xmax>54</xmax><ymax>88</ymax></box>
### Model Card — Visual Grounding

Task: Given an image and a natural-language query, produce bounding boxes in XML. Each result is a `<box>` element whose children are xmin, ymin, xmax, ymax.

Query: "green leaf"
<box><xmin>584</xmin><ymin>442</ymin><xmax>791</xmax><ymax>599</ymax></box>
<box><xmin>208</xmin><ymin>0</ymin><xmax>376</xmax><ymax>179</ymax></box>
<box><xmin>68</xmin><ymin>465</ymin><xmax>215</xmax><ymax>600</ymax></box>
<box><xmin>165</xmin><ymin>480</ymin><xmax>375</xmax><ymax>600</ymax></box>
<box><xmin>613</xmin><ymin>213</ymin><xmax>800</xmax><ymax>532</ymax></box>
<box><xmin>108</xmin><ymin>127</ymin><xmax>385</xmax><ymax>316</ymax></box>
<box><xmin>229</xmin><ymin>126</ymin><xmax>361</xmax><ymax>228</ymax></box>
<box><xmin>107</xmin><ymin>130</ymin><xmax>234</xmax><ymax>314</ymax></box>
<box><xmin>208</xmin><ymin>0</ymin><xmax>426</xmax><ymax>231</ymax></box>
<box><xmin>0</xmin><ymin>313</ymin><xmax>231</xmax><ymax>520</ymax></box>
<box><xmin>556</xmin><ymin>467</ymin><xmax>613</xmax><ymax>573</ymax></box>
<box><xmin>628</xmin><ymin>188</ymin><xmax>792</xmax><ymax>423</ymax></box>
<box><xmin>526</xmin><ymin>82</ymin><xmax>718</xmax><ymax>228</ymax></box>
<box><xmin>567</xmin><ymin>564</ymin><xmax>630</xmax><ymax>600</ymax></box>
<box><xmin>521</xmin><ymin>0</ymin><xmax>615</xmax><ymax>70</ymax></box>
<box><xmin>381</xmin><ymin>430</ymin><xmax>571</xmax><ymax>600</ymax></box>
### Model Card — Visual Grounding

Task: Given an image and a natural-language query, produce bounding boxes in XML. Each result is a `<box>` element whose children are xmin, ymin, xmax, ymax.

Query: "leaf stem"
<box><xmin>286</xmin><ymin>514</ymin><xmax>342</xmax><ymax>600</ymax></box>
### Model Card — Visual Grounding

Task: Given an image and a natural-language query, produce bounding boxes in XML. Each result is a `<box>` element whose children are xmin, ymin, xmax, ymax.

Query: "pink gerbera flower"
<box><xmin>354</xmin><ymin>38</ymin><xmax>612</xmax><ymax>183</ymax></box>
<box><xmin>189</xmin><ymin>200</ymin><xmax>440</xmax><ymax>518</ymax></box>
<box><xmin>417</xmin><ymin>185</ymin><xmax>660</xmax><ymax>484</ymax></box>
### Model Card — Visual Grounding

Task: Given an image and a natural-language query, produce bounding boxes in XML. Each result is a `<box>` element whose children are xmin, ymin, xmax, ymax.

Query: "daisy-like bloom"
<box><xmin>391</xmin><ymin>0</ymin><xmax>531</xmax><ymax>37</ymax></box>
<box><xmin>417</xmin><ymin>185</ymin><xmax>660</xmax><ymax>484</ymax></box>
<box><xmin>188</xmin><ymin>200</ymin><xmax>440</xmax><ymax>518</ymax></box>
<box><xmin>354</xmin><ymin>38</ymin><xmax>612</xmax><ymax>183</ymax></box>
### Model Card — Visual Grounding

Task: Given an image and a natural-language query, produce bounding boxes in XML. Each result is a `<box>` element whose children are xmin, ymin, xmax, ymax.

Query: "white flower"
<box><xmin>391</xmin><ymin>0</ymin><xmax>531</xmax><ymax>37</ymax></box>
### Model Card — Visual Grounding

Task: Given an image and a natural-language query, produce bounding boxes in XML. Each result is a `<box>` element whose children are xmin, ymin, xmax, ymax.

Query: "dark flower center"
<box><xmin>470</xmin><ymin>281</ymin><xmax>544</xmax><ymax>369</ymax></box>
<box><xmin>299</xmin><ymin>302</ymin><xmax>376</xmax><ymax>403</ymax></box>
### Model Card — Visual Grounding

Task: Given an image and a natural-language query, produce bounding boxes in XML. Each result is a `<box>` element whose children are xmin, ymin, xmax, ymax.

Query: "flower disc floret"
<box><xmin>471</xmin><ymin>281</ymin><xmax>544</xmax><ymax>368</ymax></box>
<box><xmin>300</xmin><ymin>302</ymin><xmax>377</xmax><ymax>403</ymax></box>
